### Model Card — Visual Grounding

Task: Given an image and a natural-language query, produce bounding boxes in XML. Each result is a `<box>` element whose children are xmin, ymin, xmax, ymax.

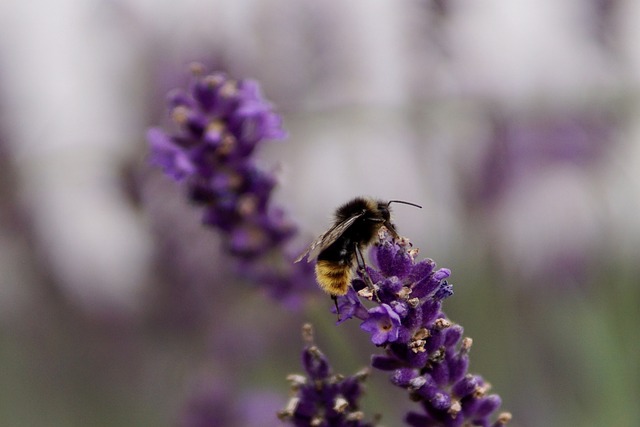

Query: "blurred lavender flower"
<box><xmin>147</xmin><ymin>64</ymin><xmax>313</xmax><ymax>300</ymax></box>
<box><xmin>181</xmin><ymin>377</ymin><xmax>283</xmax><ymax>427</ymax></box>
<box><xmin>337</xmin><ymin>231</ymin><xmax>511</xmax><ymax>427</ymax></box>
<box><xmin>147</xmin><ymin>63</ymin><xmax>292</xmax><ymax>256</ymax></box>
<box><xmin>466</xmin><ymin>110</ymin><xmax>614</xmax><ymax>208</ymax></box>
<box><xmin>461</xmin><ymin>110</ymin><xmax>615</xmax><ymax>288</ymax></box>
<box><xmin>181</xmin><ymin>381</ymin><xmax>236</xmax><ymax>427</ymax></box>
<box><xmin>279</xmin><ymin>324</ymin><xmax>377</xmax><ymax>427</ymax></box>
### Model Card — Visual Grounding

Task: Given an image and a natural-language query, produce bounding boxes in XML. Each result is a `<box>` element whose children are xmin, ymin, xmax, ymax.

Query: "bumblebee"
<box><xmin>295</xmin><ymin>197</ymin><xmax>421</xmax><ymax>315</ymax></box>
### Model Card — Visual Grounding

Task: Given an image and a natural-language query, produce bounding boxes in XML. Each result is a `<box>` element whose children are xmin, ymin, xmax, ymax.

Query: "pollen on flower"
<box><xmin>448</xmin><ymin>399</ymin><xmax>462</xmax><ymax>417</ymax></box>
<box><xmin>434</xmin><ymin>318</ymin><xmax>452</xmax><ymax>329</ymax></box>
<box><xmin>171</xmin><ymin>105</ymin><xmax>190</xmax><ymax>125</ymax></box>
<box><xmin>237</xmin><ymin>194</ymin><xmax>258</xmax><ymax>216</ymax></box>
<box><xmin>333</xmin><ymin>396</ymin><xmax>349</xmax><ymax>412</ymax></box>
<box><xmin>409</xmin><ymin>328</ymin><xmax>430</xmax><ymax>353</ymax></box>
<box><xmin>277</xmin><ymin>397</ymin><xmax>300</xmax><ymax>420</ymax></box>
<box><xmin>353</xmin><ymin>368</ymin><xmax>370</xmax><ymax>381</ymax></box>
<box><xmin>329</xmin><ymin>373</ymin><xmax>345</xmax><ymax>384</ymax></box>
<box><xmin>397</xmin><ymin>236</ymin><xmax>410</xmax><ymax>246</ymax></box>
<box><xmin>408</xmin><ymin>247</ymin><xmax>419</xmax><ymax>258</ymax></box>
<box><xmin>285</xmin><ymin>374</ymin><xmax>307</xmax><ymax>388</ymax></box>
<box><xmin>188</xmin><ymin>61</ymin><xmax>205</xmax><ymax>75</ymax></box>
<box><xmin>345</xmin><ymin>411</ymin><xmax>365</xmax><ymax>421</ymax></box>
<box><xmin>413</xmin><ymin>327</ymin><xmax>430</xmax><ymax>340</ymax></box>
<box><xmin>308</xmin><ymin>345</ymin><xmax>322</xmax><ymax>358</ymax></box>
<box><xmin>206</xmin><ymin>120</ymin><xmax>225</xmax><ymax>134</ymax></box>
<box><xmin>302</xmin><ymin>323</ymin><xmax>314</xmax><ymax>343</ymax></box>
<box><xmin>219</xmin><ymin>134</ymin><xmax>236</xmax><ymax>155</ymax></box>
<box><xmin>497</xmin><ymin>412</ymin><xmax>513</xmax><ymax>424</ymax></box>
<box><xmin>461</xmin><ymin>337</ymin><xmax>473</xmax><ymax>352</ymax></box>
<box><xmin>474</xmin><ymin>382</ymin><xmax>491</xmax><ymax>398</ymax></box>
<box><xmin>203</xmin><ymin>73</ymin><xmax>224</xmax><ymax>87</ymax></box>
<box><xmin>358</xmin><ymin>287</ymin><xmax>376</xmax><ymax>300</ymax></box>
<box><xmin>226</xmin><ymin>172</ymin><xmax>243</xmax><ymax>189</ymax></box>
<box><xmin>429</xmin><ymin>347</ymin><xmax>446</xmax><ymax>363</ymax></box>
<box><xmin>398</xmin><ymin>286</ymin><xmax>412</xmax><ymax>299</ymax></box>
<box><xmin>408</xmin><ymin>376</ymin><xmax>427</xmax><ymax>391</ymax></box>
<box><xmin>409</xmin><ymin>339</ymin><xmax>427</xmax><ymax>353</ymax></box>
<box><xmin>219</xmin><ymin>80</ymin><xmax>237</xmax><ymax>97</ymax></box>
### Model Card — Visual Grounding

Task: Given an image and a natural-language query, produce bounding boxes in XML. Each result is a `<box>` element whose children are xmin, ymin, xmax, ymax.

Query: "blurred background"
<box><xmin>0</xmin><ymin>0</ymin><xmax>639</xmax><ymax>426</ymax></box>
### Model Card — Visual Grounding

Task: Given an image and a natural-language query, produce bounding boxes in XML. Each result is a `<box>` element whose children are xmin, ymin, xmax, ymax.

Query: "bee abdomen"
<box><xmin>315</xmin><ymin>260</ymin><xmax>352</xmax><ymax>296</ymax></box>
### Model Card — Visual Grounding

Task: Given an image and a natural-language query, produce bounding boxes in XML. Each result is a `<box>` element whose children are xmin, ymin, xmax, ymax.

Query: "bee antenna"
<box><xmin>387</xmin><ymin>200</ymin><xmax>422</xmax><ymax>209</ymax></box>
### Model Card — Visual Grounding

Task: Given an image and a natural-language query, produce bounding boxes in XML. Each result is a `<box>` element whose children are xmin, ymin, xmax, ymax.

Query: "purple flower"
<box><xmin>147</xmin><ymin>127</ymin><xmax>196</xmax><ymax>180</ymax></box>
<box><xmin>147</xmin><ymin>65</ymin><xmax>292</xmax><ymax>257</ymax></box>
<box><xmin>340</xmin><ymin>231</ymin><xmax>511</xmax><ymax>426</ymax></box>
<box><xmin>147</xmin><ymin>65</ymin><xmax>313</xmax><ymax>300</ymax></box>
<box><xmin>361</xmin><ymin>304</ymin><xmax>401</xmax><ymax>345</ymax></box>
<box><xmin>334</xmin><ymin>286</ymin><xmax>369</xmax><ymax>324</ymax></box>
<box><xmin>279</xmin><ymin>324</ymin><xmax>377</xmax><ymax>427</ymax></box>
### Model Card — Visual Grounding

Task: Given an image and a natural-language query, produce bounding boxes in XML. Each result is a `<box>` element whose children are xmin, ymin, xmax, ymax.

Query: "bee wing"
<box><xmin>294</xmin><ymin>213</ymin><xmax>364</xmax><ymax>263</ymax></box>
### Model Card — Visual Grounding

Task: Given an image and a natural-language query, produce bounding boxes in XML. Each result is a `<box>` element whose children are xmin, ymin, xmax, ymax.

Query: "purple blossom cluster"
<box><xmin>147</xmin><ymin>64</ymin><xmax>312</xmax><ymax>299</ymax></box>
<box><xmin>336</xmin><ymin>231</ymin><xmax>511</xmax><ymax>427</ymax></box>
<box><xmin>147</xmin><ymin>64</ymin><xmax>295</xmax><ymax>258</ymax></box>
<box><xmin>279</xmin><ymin>324</ymin><xmax>377</xmax><ymax>427</ymax></box>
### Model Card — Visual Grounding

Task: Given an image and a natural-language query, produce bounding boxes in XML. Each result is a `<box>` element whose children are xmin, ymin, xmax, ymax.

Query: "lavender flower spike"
<box><xmin>147</xmin><ymin>63</ymin><xmax>294</xmax><ymax>259</ymax></box>
<box><xmin>279</xmin><ymin>324</ymin><xmax>378</xmax><ymax>427</ymax></box>
<box><xmin>338</xmin><ymin>231</ymin><xmax>511</xmax><ymax>426</ymax></box>
<box><xmin>148</xmin><ymin>64</ymin><xmax>315</xmax><ymax>301</ymax></box>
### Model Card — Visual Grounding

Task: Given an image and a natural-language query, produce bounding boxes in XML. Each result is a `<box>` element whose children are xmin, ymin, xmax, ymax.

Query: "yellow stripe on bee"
<box><xmin>315</xmin><ymin>260</ymin><xmax>352</xmax><ymax>296</ymax></box>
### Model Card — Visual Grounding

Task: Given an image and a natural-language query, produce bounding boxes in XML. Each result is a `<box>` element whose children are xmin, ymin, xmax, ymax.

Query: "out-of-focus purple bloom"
<box><xmin>181</xmin><ymin>381</ymin><xmax>236</xmax><ymax>427</ymax></box>
<box><xmin>148</xmin><ymin>127</ymin><xmax>197</xmax><ymax>181</ymax></box>
<box><xmin>467</xmin><ymin>111</ymin><xmax>615</xmax><ymax>208</ymax></box>
<box><xmin>181</xmin><ymin>378</ymin><xmax>283</xmax><ymax>427</ymax></box>
<box><xmin>337</xmin><ymin>230</ymin><xmax>511</xmax><ymax>426</ymax></box>
<box><xmin>147</xmin><ymin>64</ymin><xmax>294</xmax><ymax>258</ymax></box>
<box><xmin>279</xmin><ymin>324</ymin><xmax>377</xmax><ymax>427</ymax></box>
<box><xmin>461</xmin><ymin>110</ymin><xmax>616</xmax><ymax>289</ymax></box>
<box><xmin>147</xmin><ymin>65</ymin><xmax>313</xmax><ymax>299</ymax></box>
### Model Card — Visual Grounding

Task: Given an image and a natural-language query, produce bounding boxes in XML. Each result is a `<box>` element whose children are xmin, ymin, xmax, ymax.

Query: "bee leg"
<box><xmin>332</xmin><ymin>295</ymin><xmax>341</xmax><ymax>321</ymax></box>
<box><xmin>354</xmin><ymin>245</ymin><xmax>381</xmax><ymax>302</ymax></box>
